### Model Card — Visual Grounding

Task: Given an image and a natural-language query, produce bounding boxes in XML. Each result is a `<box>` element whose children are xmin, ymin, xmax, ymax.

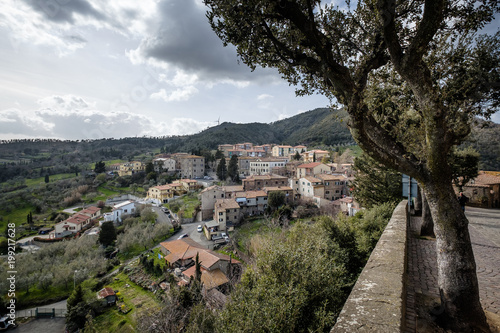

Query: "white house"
<box><xmin>53</xmin><ymin>213</ymin><xmax>92</xmax><ymax>238</ymax></box>
<box><xmin>153</xmin><ymin>158</ymin><xmax>177</xmax><ymax>173</ymax></box>
<box><xmin>52</xmin><ymin>206</ymin><xmax>101</xmax><ymax>238</ymax></box>
<box><xmin>103</xmin><ymin>200</ymin><xmax>137</xmax><ymax>224</ymax></box>
<box><xmin>249</xmin><ymin>158</ymin><xmax>288</xmax><ymax>175</ymax></box>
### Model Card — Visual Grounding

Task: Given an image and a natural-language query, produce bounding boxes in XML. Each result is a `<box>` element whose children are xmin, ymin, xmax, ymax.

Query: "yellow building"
<box><xmin>118</xmin><ymin>161</ymin><xmax>145</xmax><ymax>177</ymax></box>
<box><xmin>147</xmin><ymin>185</ymin><xmax>174</xmax><ymax>203</ymax></box>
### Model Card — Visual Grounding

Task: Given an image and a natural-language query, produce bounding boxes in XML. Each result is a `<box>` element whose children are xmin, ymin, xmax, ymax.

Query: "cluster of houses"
<box><xmin>51</xmin><ymin>206</ymin><xmax>102</xmax><ymax>239</ymax></box>
<box><xmin>159</xmin><ymin>237</ymin><xmax>240</xmax><ymax>295</ymax></box>
<box><xmin>51</xmin><ymin>199</ymin><xmax>141</xmax><ymax>238</ymax></box>
<box><xmin>109</xmin><ymin>153</ymin><xmax>205</xmax><ymax>179</ymax></box>
<box><xmin>197</xmin><ymin>159</ymin><xmax>358</xmax><ymax>240</ymax></box>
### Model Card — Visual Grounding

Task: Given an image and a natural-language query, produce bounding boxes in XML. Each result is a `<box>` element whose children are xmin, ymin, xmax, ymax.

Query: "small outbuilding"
<box><xmin>97</xmin><ymin>287</ymin><xmax>117</xmax><ymax>306</ymax></box>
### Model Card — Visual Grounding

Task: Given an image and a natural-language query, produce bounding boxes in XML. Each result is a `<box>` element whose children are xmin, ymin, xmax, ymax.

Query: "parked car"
<box><xmin>221</xmin><ymin>232</ymin><xmax>230</xmax><ymax>242</ymax></box>
<box><xmin>177</xmin><ymin>233</ymin><xmax>188</xmax><ymax>240</ymax></box>
<box><xmin>0</xmin><ymin>316</ymin><xmax>16</xmax><ymax>331</ymax></box>
<box><xmin>197</xmin><ymin>225</ymin><xmax>203</xmax><ymax>233</ymax></box>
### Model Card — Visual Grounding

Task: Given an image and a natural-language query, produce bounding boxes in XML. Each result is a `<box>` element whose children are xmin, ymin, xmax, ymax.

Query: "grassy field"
<box><xmin>94</xmin><ymin>271</ymin><xmax>162</xmax><ymax>332</ymax></box>
<box><xmin>25</xmin><ymin>173</ymin><xmax>77</xmax><ymax>187</ymax></box>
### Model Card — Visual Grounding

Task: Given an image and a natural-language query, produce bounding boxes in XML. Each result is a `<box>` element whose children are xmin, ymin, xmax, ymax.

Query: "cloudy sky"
<box><xmin>0</xmin><ymin>0</ymin><xmax>331</xmax><ymax>140</ymax></box>
<box><xmin>0</xmin><ymin>1</ymin><xmax>498</xmax><ymax>141</ymax></box>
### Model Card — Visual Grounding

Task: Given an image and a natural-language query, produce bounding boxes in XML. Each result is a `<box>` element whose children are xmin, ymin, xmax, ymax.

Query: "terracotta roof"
<box><xmin>215</xmin><ymin>199</ymin><xmax>240</xmax><ymax>210</ymax></box>
<box><xmin>263</xmin><ymin>186</ymin><xmax>293</xmax><ymax>192</ymax></box>
<box><xmin>64</xmin><ymin>213</ymin><xmax>90</xmax><ymax>225</ymax></box>
<box><xmin>467</xmin><ymin>171</ymin><xmax>500</xmax><ymax>186</ymax></box>
<box><xmin>201</xmin><ymin>185</ymin><xmax>222</xmax><ymax>193</ymax></box>
<box><xmin>160</xmin><ymin>238</ymin><xmax>239</xmax><ymax>269</ymax></box>
<box><xmin>316</xmin><ymin>174</ymin><xmax>344</xmax><ymax>181</ymax></box>
<box><xmin>303</xmin><ymin>176</ymin><xmax>323</xmax><ymax>183</ymax></box>
<box><xmin>153</xmin><ymin>185</ymin><xmax>172</xmax><ymax>190</ymax></box>
<box><xmin>236</xmin><ymin>190</ymin><xmax>268</xmax><ymax>198</ymax></box>
<box><xmin>298</xmin><ymin>162</ymin><xmax>323</xmax><ymax>168</ymax></box>
<box><xmin>178</xmin><ymin>155</ymin><xmax>203</xmax><ymax>159</ymax></box>
<box><xmin>251</xmin><ymin>158</ymin><xmax>287</xmax><ymax>162</ymax></box>
<box><xmin>308</xmin><ymin>149</ymin><xmax>329</xmax><ymax>154</ymax></box>
<box><xmin>98</xmin><ymin>287</ymin><xmax>115</xmax><ymax>299</ymax></box>
<box><xmin>182</xmin><ymin>267</ymin><xmax>230</xmax><ymax>290</ymax></box>
<box><xmin>80</xmin><ymin>206</ymin><xmax>100</xmax><ymax>215</ymax></box>
<box><xmin>181</xmin><ymin>179</ymin><xmax>198</xmax><ymax>183</ymax></box>
<box><xmin>244</xmin><ymin>174</ymin><xmax>287</xmax><ymax>180</ymax></box>
<box><xmin>222</xmin><ymin>185</ymin><xmax>244</xmax><ymax>192</ymax></box>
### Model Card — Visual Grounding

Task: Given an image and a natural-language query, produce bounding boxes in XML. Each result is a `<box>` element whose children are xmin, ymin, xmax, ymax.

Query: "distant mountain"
<box><xmin>166</xmin><ymin>108</ymin><xmax>354</xmax><ymax>152</ymax></box>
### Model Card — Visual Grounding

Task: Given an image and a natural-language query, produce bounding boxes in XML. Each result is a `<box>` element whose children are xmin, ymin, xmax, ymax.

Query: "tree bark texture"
<box><xmin>420</xmin><ymin>188</ymin><xmax>435</xmax><ymax>237</ymax></box>
<box><xmin>423</xmin><ymin>182</ymin><xmax>488</xmax><ymax>332</ymax></box>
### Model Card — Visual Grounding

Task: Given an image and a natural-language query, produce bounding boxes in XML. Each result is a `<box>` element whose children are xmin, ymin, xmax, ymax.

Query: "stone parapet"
<box><xmin>332</xmin><ymin>200</ymin><xmax>408</xmax><ymax>332</ymax></box>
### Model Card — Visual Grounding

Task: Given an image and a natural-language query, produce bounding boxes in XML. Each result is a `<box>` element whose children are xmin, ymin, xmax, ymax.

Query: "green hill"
<box><xmin>168</xmin><ymin>108</ymin><xmax>354</xmax><ymax>152</ymax></box>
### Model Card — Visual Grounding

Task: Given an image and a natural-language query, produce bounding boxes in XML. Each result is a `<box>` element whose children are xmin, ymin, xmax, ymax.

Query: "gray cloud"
<box><xmin>133</xmin><ymin>0</ymin><xmax>276</xmax><ymax>83</ymax></box>
<box><xmin>25</xmin><ymin>0</ymin><xmax>106</xmax><ymax>24</ymax></box>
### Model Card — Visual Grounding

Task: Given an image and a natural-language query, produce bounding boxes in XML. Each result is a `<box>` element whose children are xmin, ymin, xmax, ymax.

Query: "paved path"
<box><xmin>404</xmin><ymin>207</ymin><xmax>500</xmax><ymax>332</ymax></box>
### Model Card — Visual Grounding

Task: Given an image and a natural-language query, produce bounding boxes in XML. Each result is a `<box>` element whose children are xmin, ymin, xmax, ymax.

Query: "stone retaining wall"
<box><xmin>331</xmin><ymin>200</ymin><xmax>408</xmax><ymax>332</ymax></box>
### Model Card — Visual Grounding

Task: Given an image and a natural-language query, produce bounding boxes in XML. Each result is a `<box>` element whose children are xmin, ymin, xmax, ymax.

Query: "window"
<box><xmin>219</xmin><ymin>212</ymin><xmax>223</xmax><ymax>215</ymax></box>
<box><xmin>326</xmin><ymin>191</ymin><xmax>330</xmax><ymax>194</ymax></box>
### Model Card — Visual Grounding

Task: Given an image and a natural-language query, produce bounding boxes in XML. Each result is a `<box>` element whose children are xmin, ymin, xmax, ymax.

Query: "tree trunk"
<box><xmin>423</xmin><ymin>182</ymin><xmax>488</xmax><ymax>332</ymax></box>
<box><xmin>414</xmin><ymin>186</ymin><xmax>422</xmax><ymax>215</ymax></box>
<box><xmin>420</xmin><ymin>188</ymin><xmax>435</xmax><ymax>237</ymax></box>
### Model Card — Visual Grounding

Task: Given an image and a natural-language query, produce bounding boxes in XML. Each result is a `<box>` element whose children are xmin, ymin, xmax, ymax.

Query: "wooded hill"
<box><xmin>163</xmin><ymin>107</ymin><xmax>354</xmax><ymax>153</ymax></box>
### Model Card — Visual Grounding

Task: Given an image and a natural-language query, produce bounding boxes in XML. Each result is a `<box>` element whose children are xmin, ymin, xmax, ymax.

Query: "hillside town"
<box><xmin>48</xmin><ymin>141</ymin><xmax>500</xmax><ymax>250</ymax></box>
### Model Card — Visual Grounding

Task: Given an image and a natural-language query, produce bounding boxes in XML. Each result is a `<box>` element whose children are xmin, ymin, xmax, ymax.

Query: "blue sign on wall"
<box><xmin>402</xmin><ymin>174</ymin><xmax>419</xmax><ymax>199</ymax></box>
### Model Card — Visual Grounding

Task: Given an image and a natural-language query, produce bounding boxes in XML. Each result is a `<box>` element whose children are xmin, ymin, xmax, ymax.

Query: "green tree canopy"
<box><xmin>227</xmin><ymin>155</ymin><xmax>239</xmax><ymax>182</ymax></box>
<box><xmin>214</xmin><ymin>149</ymin><xmax>224</xmax><ymax>160</ymax></box>
<box><xmin>93</xmin><ymin>161</ymin><xmax>105</xmax><ymax>174</ymax></box>
<box><xmin>98</xmin><ymin>222</ymin><xmax>116</xmax><ymax>247</ymax></box>
<box><xmin>351</xmin><ymin>152</ymin><xmax>402</xmax><ymax>208</ymax></box>
<box><xmin>216</xmin><ymin>158</ymin><xmax>227</xmax><ymax>181</ymax></box>
<box><xmin>267</xmin><ymin>191</ymin><xmax>286</xmax><ymax>211</ymax></box>
<box><xmin>293</xmin><ymin>151</ymin><xmax>301</xmax><ymax>161</ymax></box>
<box><xmin>145</xmin><ymin>161</ymin><xmax>155</xmax><ymax>174</ymax></box>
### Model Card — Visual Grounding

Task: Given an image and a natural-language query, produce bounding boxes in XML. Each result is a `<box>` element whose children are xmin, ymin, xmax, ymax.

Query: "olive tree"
<box><xmin>204</xmin><ymin>0</ymin><xmax>499</xmax><ymax>330</ymax></box>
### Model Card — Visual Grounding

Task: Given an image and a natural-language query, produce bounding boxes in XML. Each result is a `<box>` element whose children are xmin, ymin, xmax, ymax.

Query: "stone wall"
<box><xmin>331</xmin><ymin>200</ymin><xmax>408</xmax><ymax>332</ymax></box>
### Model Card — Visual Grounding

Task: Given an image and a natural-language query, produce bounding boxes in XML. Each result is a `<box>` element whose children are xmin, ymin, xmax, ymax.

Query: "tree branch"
<box><xmin>376</xmin><ymin>0</ymin><xmax>404</xmax><ymax>70</ymax></box>
<box><xmin>405</xmin><ymin>0</ymin><xmax>445</xmax><ymax>67</ymax></box>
